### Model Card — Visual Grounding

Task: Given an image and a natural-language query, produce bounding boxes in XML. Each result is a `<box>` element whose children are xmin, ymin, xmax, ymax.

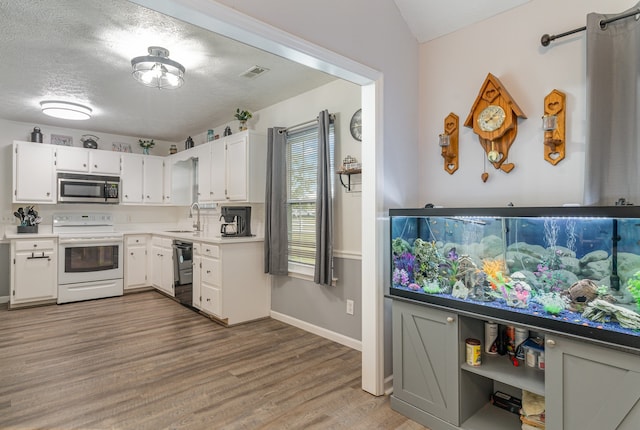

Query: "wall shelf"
<box><xmin>336</xmin><ymin>168</ymin><xmax>361</xmax><ymax>192</ymax></box>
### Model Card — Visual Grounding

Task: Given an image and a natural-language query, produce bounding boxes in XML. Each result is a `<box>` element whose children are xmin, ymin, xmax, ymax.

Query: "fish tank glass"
<box><xmin>389</xmin><ymin>206</ymin><xmax>640</xmax><ymax>350</ymax></box>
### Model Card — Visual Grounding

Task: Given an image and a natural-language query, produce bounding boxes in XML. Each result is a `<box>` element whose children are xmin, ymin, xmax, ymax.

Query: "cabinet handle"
<box><xmin>206</xmin><ymin>298</ymin><xmax>211</xmax><ymax>302</ymax></box>
<box><xmin>46</xmin><ymin>192</ymin><xmax>50</xmax><ymax>196</ymax></box>
<box><xmin>94</xmin><ymin>164</ymin><xmax>98</xmax><ymax>168</ymax></box>
<box><xmin>146</xmin><ymin>195</ymin><xmax>150</xmax><ymax>199</ymax></box>
<box><xmin>33</xmin><ymin>244</ymin><xmax>38</xmax><ymax>248</ymax></box>
<box><xmin>446</xmin><ymin>317</ymin><xmax>455</xmax><ymax>323</ymax></box>
<box><xmin>83</xmin><ymin>163</ymin><xmax>87</xmax><ymax>167</ymax></box>
<box><xmin>546</xmin><ymin>339</ymin><xmax>556</xmax><ymax>347</ymax></box>
<box><xmin>206</xmin><ymin>270</ymin><xmax>211</xmax><ymax>274</ymax></box>
<box><xmin>130</xmin><ymin>252</ymin><xmax>134</xmax><ymax>256</ymax></box>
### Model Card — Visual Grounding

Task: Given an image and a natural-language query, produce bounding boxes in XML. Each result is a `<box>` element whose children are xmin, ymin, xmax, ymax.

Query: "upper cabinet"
<box><xmin>12</xmin><ymin>141</ymin><xmax>56</xmax><ymax>204</ymax></box>
<box><xmin>56</xmin><ymin>146</ymin><xmax>121</xmax><ymax>175</ymax></box>
<box><xmin>196</xmin><ymin>130</ymin><xmax>266</xmax><ymax>204</ymax></box>
<box><xmin>120</xmin><ymin>153</ymin><xmax>165</xmax><ymax>205</ymax></box>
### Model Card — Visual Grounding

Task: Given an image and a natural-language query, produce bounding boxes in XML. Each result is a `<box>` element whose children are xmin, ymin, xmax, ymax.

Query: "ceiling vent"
<box><xmin>239</xmin><ymin>65</ymin><xmax>270</xmax><ymax>79</ymax></box>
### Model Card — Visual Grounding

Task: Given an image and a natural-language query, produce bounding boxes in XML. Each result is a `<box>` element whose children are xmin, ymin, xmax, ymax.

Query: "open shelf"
<box><xmin>461</xmin><ymin>355</ymin><xmax>545</xmax><ymax>396</ymax></box>
<box><xmin>336</xmin><ymin>168</ymin><xmax>361</xmax><ymax>191</ymax></box>
<box><xmin>460</xmin><ymin>403</ymin><xmax>521</xmax><ymax>430</ymax></box>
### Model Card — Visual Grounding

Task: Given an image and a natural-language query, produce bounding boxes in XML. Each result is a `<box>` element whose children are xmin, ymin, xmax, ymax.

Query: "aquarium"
<box><xmin>389</xmin><ymin>206</ymin><xmax>640</xmax><ymax>350</ymax></box>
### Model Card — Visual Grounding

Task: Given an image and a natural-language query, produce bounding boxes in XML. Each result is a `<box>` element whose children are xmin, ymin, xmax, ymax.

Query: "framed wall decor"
<box><xmin>51</xmin><ymin>134</ymin><xmax>73</xmax><ymax>146</ymax></box>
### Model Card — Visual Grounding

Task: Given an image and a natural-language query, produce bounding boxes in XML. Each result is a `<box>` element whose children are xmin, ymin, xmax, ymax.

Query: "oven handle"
<box><xmin>58</xmin><ymin>238</ymin><xmax>123</xmax><ymax>245</ymax></box>
<box><xmin>27</xmin><ymin>252</ymin><xmax>51</xmax><ymax>260</ymax></box>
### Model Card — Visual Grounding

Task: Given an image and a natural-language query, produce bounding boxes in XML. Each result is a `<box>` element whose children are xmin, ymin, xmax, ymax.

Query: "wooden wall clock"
<box><xmin>464</xmin><ymin>73</ymin><xmax>526</xmax><ymax>180</ymax></box>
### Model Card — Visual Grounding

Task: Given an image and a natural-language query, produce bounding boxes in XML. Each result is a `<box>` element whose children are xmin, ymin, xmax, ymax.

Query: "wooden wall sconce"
<box><xmin>543</xmin><ymin>89</ymin><xmax>566</xmax><ymax>165</ymax></box>
<box><xmin>439</xmin><ymin>113</ymin><xmax>459</xmax><ymax>174</ymax></box>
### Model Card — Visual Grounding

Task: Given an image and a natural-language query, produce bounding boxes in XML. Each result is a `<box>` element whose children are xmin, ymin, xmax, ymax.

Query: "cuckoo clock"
<box><xmin>465</xmin><ymin>73</ymin><xmax>526</xmax><ymax>180</ymax></box>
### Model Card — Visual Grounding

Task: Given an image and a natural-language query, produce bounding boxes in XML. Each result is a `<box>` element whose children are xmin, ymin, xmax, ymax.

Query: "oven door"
<box><xmin>58</xmin><ymin>237</ymin><xmax>124</xmax><ymax>285</ymax></box>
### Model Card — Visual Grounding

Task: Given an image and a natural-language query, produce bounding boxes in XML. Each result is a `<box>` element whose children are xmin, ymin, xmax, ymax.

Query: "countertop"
<box><xmin>3</xmin><ymin>226</ymin><xmax>263</xmax><ymax>244</ymax></box>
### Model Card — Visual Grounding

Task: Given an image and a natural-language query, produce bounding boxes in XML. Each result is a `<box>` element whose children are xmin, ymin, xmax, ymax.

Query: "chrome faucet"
<box><xmin>189</xmin><ymin>202</ymin><xmax>201</xmax><ymax>232</ymax></box>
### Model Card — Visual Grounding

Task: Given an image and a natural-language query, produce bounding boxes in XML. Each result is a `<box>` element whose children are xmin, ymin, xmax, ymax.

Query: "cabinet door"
<box><xmin>143</xmin><ymin>156</ymin><xmax>164</xmax><ymax>204</ymax></box>
<box><xmin>121</xmin><ymin>154</ymin><xmax>144</xmax><ymax>203</ymax></box>
<box><xmin>89</xmin><ymin>151</ymin><xmax>121</xmax><ymax>175</ymax></box>
<box><xmin>210</xmin><ymin>139</ymin><xmax>226</xmax><ymax>202</ymax></box>
<box><xmin>392</xmin><ymin>300</ymin><xmax>459</xmax><ymax>426</ymax></box>
<box><xmin>161</xmin><ymin>248</ymin><xmax>174</xmax><ymax>296</ymax></box>
<box><xmin>56</xmin><ymin>146</ymin><xmax>89</xmax><ymax>172</ymax></box>
<box><xmin>125</xmin><ymin>241</ymin><xmax>147</xmax><ymax>289</ymax></box>
<box><xmin>163</xmin><ymin>159</ymin><xmax>172</xmax><ymax>205</ymax></box>
<box><xmin>192</xmin><ymin>251</ymin><xmax>201</xmax><ymax>309</ymax></box>
<box><xmin>12</xmin><ymin>250</ymin><xmax>57</xmax><ymax>303</ymax></box>
<box><xmin>13</xmin><ymin>141</ymin><xmax>56</xmax><ymax>203</ymax></box>
<box><xmin>225</xmin><ymin>135</ymin><xmax>248</xmax><ymax>201</ymax></box>
<box><xmin>201</xmin><ymin>284</ymin><xmax>222</xmax><ymax>317</ymax></box>
<box><xmin>195</xmin><ymin>143</ymin><xmax>213</xmax><ymax>203</ymax></box>
<box><xmin>546</xmin><ymin>335</ymin><xmax>640</xmax><ymax>430</ymax></box>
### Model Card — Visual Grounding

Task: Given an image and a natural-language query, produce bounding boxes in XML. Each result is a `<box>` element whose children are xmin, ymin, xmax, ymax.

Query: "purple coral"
<box><xmin>393</xmin><ymin>268</ymin><xmax>410</xmax><ymax>287</ymax></box>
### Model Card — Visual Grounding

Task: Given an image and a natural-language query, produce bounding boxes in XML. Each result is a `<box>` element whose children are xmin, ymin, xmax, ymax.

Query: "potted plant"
<box><xmin>234</xmin><ymin>108</ymin><xmax>252</xmax><ymax>131</ymax></box>
<box><xmin>138</xmin><ymin>139</ymin><xmax>155</xmax><ymax>155</ymax></box>
<box><xmin>15</xmin><ymin>206</ymin><xmax>41</xmax><ymax>233</ymax></box>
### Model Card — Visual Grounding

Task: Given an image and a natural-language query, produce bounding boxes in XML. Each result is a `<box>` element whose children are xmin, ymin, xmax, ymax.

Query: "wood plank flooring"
<box><xmin>0</xmin><ymin>291</ymin><xmax>429</xmax><ymax>430</ymax></box>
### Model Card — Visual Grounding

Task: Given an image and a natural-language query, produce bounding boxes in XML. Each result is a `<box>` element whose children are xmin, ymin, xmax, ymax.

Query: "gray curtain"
<box><xmin>584</xmin><ymin>2</ymin><xmax>640</xmax><ymax>205</ymax></box>
<box><xmin>314</xmin><ymin>110</ymin><xmax>334</xmax><ymax>285</ymax></box>
<box><xmin>264</xmin><ymin>127</ymin><xmax>288</xmax><ymax>275</ymax></box>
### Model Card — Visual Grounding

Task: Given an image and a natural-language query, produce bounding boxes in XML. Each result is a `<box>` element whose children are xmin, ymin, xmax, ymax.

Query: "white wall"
<box><xmin>419</xmin><ymin>0</ymin><xmax>637</xmax><ymax>207</ymax></box>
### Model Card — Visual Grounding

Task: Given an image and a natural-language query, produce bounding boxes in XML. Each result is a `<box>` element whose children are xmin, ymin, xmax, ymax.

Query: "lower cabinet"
<box><xmin>194</xmin><ymin>240</ymin><xmax>269</xmax><ymax>325</ymax></box>
<box><xmin>545</xmin><ymin>335</ymin><xmax>640</xmax><ymax>430</ymax></box>
<box><xmin>124</xmin><ymin>234</ymin><xmax>149</xmax><ymax>290</ymax></box>
<box><xmin>10</xmin><ymin>238</ymin><xmax>58</xmax><ymax>308</ymax></box>
<box><xmin>391</xmin><ymin>299</ymin><xmax>640</xmax><ymax>430</ymax></box>
<box><xmin>150</xmin><ymin>236</ymin><xmax>174</xmax><ymax>297</ymax></box>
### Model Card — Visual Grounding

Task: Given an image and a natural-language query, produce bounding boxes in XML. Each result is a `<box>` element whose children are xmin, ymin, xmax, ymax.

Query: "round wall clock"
<box><xmin>350</xmin><ymin>109</ymin><xmax>362</xmax><ymax>141</ymax></box>
<box><xmin>477</xmin><ymin>105</ymin><xmax>506</xmax><ymax>132</ymax></box>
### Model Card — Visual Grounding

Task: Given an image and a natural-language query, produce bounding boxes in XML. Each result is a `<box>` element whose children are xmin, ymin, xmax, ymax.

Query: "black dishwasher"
<box><xmin>173</xmin><ymin>240</ymin><xmax>193</xmax><ymax>308</ymax></box>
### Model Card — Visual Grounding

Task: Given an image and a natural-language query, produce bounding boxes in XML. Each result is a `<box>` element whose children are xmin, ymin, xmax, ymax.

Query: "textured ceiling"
<box><xmin>394</xmin><ymin>0</ymin><xmax>531</xmax><ymax>43</ymax></box>
<box><xmin>0</xmin><ymin>0</ymin><xmax>336</xmax><ymax>141</ymax></box>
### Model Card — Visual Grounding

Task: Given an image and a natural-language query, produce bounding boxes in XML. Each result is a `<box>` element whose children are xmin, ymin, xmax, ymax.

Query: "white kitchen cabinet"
<box><xmin>194</xmin><ymin>143</ymin><xmax>214</xmax><ymax>203</ymax></box>
<box><xmin>163</xmin><ymin>155</ymin><xmax>193</xmax><ymax>206</ymax></box>
<box><xmin>120</xmin><ymin>153</ymin><xmax>144</xmax><ymax>203</ymax></box>
<box><xmin>56</xmin><ymin>146</ymin><xmax>121</xmax><ymax>175</ymax></box>
<box><xmin>12</xmin><ymin>141</ymin><xmax>56</xmax><ymax>204</ymax></box>
<box><xmin>120</xmin><ymin>154</ymin><xmax>165</xmax><ymax>205</ymax></box>
<box><xmin>150</xmin><ymin>236</ymin><xmax>174</xmax><ymax>297</ymax></box>
<box><xmin>143</xmin><ymin>156</ymin><xmax>164</xmax><ymax>204</ymax></box>
<box><xmin>195</xmin><ymin>240</ymin><xmax>269</xmax><ymax>325</ymax></box>
<box><xmin>196</xmin><ymin>131</ymin><xmax>267</xmax><ymax>204</ymax></box>
<box><xmin>10</xmin><ymin>238</ymin><xmax>57</xmax><ymax>308</ymax></box>
<box><xmin>124</xmin><ymin>235</ymin><xmax>149</xmax><ymax>290</ymax></box>
<box><xmin>192</xmin><ymin>243</ymin><xmax>202</xmax><ymax>310</ymax></box>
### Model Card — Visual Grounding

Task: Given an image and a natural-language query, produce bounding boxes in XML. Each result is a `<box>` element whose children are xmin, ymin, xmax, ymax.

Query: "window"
<box><xmin>286</xmin><ymin>123</ymin><xmax>335</xmax><ymax>270</ymax></box>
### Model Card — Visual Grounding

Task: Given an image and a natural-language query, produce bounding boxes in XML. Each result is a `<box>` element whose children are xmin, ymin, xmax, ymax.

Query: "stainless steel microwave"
<box><xmin>57</xmin><ymin>173</ymin><xmax>120</xmax><ymax>203</ymax></box>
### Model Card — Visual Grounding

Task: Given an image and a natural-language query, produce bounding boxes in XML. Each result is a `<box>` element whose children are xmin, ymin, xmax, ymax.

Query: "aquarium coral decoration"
<box><xmin>582</xmin><ymin>299</ymin><xmax>640</xmax><ymax>329</ymax></box>
<box><xmin>482</xmin><ymin>258</ymin><xmax>508</xmax><ymax>289</ymax></box>
<box><xmin>413</xmin><ymin>239</ymin><xmax>443</xmax><ymax>288</ymax></box>
<box><xmin>627</xmin><ymin>271</ymin><xmax>640</xmax><ymax>311</ymax></box>
<box><xmin>562</xmin><ymin>279</ymin><xmax>600</xmax><ymax>312</ymax></box>
<box><xmin>392</xmin><ymin>268</ymin><xmax>410</xmax><ymax>287</ymax></box>
<box><xmin>535</xmin><ymin>292</ymin><xmax>568</xmax><ymax>315</ymax></box>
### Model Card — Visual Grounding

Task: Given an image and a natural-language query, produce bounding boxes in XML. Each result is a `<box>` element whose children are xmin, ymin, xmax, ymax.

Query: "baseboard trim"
<box><xmin>0</xmin><ymin>296</ymin><xmax>8</xmax><ymax>304</ymax></box>
<box><xmin>270</xmin><ymin>310</ymin><xmax>362</xmax><ymax>351</ymax></box>
<box><xmin>384</xmin><ymin>374</ymin><xmax>394</xmax><ymax>395</ymax></box>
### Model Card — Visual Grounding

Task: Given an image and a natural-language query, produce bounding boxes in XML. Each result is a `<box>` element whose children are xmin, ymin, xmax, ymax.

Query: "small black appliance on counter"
<box><xmin>219</xmin><ymin>206</ymin><xmax>252</xmax><ymax>237</ymax></box>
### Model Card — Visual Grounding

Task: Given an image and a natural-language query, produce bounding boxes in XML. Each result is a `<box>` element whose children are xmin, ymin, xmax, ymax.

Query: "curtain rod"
<box><xmin>541</xmin><ymin>8</ymin><xmax>640</xmax><ymax>46</ymax></box>
<box><xmin>278</xmin><ymin>113</ymin><xmax>335</xmax><ymax>134</ymax></box>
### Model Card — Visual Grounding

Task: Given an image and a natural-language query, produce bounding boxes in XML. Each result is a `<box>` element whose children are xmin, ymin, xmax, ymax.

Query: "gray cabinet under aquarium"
<box><xmin>389</xmin><ymin>206</ymin><xmax>640</xmax><ymax>430</ymax></box>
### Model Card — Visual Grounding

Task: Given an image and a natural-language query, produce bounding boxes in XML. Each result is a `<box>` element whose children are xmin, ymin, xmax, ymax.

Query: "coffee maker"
<box><xmin>219</xmin><ymin>206</ymin><xmax>252</xmax><ymax>237</ymax></box>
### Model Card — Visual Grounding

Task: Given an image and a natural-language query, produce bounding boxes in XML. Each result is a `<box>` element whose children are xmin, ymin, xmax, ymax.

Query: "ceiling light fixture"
<box><xmin>40</xmin><ymin>101</ymin><xmax>92</xmax><ymax>120</ymax></box>
<box><xmin>131</xmin><ymin>46</ymin><xmax>185</xmax><ymax>89</ymax></box>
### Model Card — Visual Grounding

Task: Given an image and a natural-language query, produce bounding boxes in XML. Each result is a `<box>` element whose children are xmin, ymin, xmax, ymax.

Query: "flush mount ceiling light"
<box><xmin>131</xmin><ymin>46</ymin><xmax>185</xmax><ymax>89</ymax></box>
<box><xmin>40</xmin><ymin>101</ymin><xmax>92</xmax><ymax>120</ymax></box>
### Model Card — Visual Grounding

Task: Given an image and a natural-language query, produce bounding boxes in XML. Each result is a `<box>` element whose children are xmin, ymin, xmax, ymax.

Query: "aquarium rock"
<box><xmin>579</xmin><ymin>250</ymin><xmax>609</xmax><ymax>265</ymax></box>
<box><xmin>451</xmin><ymin>280</ymin><xmax>469</xmax><ymax>299</ymax></box>
<box><xmin>506</xmin><ymin>251</ymin><xmax>542</xmax><ymax>272</ymax></box>
<box><xmin>480</xmin><ymin>235</ymin><xmax>503</xmax><ymax>259</ymax></box>
<box><xmin>580</xmin><ymin>259</ymin><xmax>611</xmax><ymax>280</ymax></box>
<box><xmin>559</xmin><ymin>256</ymin><xmax>580</xmax><ymax>274</ymax></box>
<box><xmin>582</xmin><ymin>299</ymin><xmax>640</xmax><ymax>329</ymax></box>
<box><xmin>507</xmin><ymin>242</ymin><xmax>546</xmax><ymax>259</ymax></box>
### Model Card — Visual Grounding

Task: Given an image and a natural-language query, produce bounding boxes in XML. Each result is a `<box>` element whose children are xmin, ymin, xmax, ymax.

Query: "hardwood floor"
<box><xmin>0</xmin><ymin>291</ymin><xmax>429</xmax><ymax>430</ymax></box>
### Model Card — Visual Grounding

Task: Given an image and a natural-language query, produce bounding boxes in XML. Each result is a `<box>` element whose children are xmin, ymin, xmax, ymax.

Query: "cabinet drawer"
<box><xmin>201</xmin><ymin>244</ymin><xmax>219</xmax><ymax>258</ymax></box>
<box><xmin>201</xmin><ymin>284</ymin><xmax>222</xmax><ymax>317</ymax></box>
<box><xmin>151</xmin><ymin>236</ymin><xmax>173</xmax><ymax>248</ymax></box>
<box><xmin>126</xmin><ymin>235</ymin><xmax>147</xmax><ymax>246</ymax></box>
<box><xmin>14</xmin><ymin>239</ymin><xmax>55</xmax><ymax>251</ymax></box>
<box><xmin>201</xmin><ymin>257</ymin><xmax>221</xmax><ymax>286</ymax></box>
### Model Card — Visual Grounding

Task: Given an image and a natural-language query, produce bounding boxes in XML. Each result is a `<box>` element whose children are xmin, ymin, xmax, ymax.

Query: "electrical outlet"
<box><xmin>346</xmin><ymin>299</ymin><xmax>354</xmax><ymax>315</ymax></box>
